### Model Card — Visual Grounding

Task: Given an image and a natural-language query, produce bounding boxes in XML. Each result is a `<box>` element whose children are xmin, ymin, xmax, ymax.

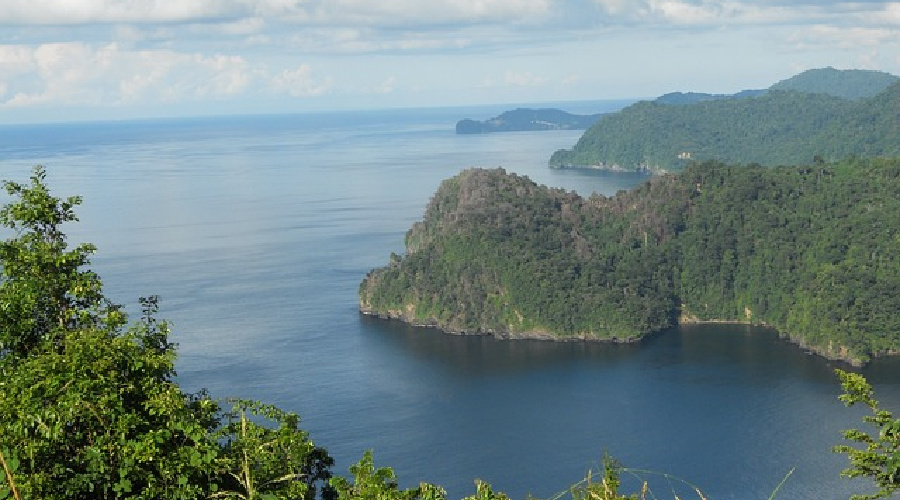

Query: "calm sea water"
<box><xmin>2</xmin><ymin>104</ymin><xmax>899</xmax><ymax>500</ymax></box>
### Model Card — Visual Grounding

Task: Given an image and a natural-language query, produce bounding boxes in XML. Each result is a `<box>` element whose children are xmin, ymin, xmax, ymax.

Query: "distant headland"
<box><xmin>455</xmin><ymin>108</ymin><xmax>604</xmax><ymax>134</ymax></box>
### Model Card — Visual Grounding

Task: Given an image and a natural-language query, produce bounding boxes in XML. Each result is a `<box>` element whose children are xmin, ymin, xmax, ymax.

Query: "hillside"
<box><xmin>652</xmin><ymin>68</ymin><xmax>897</xmax><ymax>105</ymax></box>
<box><xmin>550</xmin><ymin>69</ymin><xmax>900</xmax><ymax>172</ymax></box>
<box><xmin>360</xmin><ymin>159</ymin><xmax>900</xmax><ymax>365</ymax></box>
<box><xmin>770</xmin><ymin>67</ymin><xmax>899</xmax><ymax>99</ymax></box>
<box><xmin>654</xmin><ymin>88</ymin><xmax>766</xmax><ymax>105</ymax></box>
<box><xmin>456</xmin><ymin>108</ymin><xmax>604</xmax><ymax>134</ymax></box>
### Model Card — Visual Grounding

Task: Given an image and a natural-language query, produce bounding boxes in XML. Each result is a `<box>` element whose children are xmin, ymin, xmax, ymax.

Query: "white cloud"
<box><xmin>562</xmin><ymin>73</ymin><xmax>582</xmax><ymax>85</ymax></box>
<box><xmin>196</xmin><ymin>54</ymin><xmax>251</xmax><ymax>96</ymax></box>
<box><xmin>376</xmin><ymin>76</ymin><xmax>397</xmax><ymax>94</ymax></box>
<box><xmin>1</xmin><ymin>0</ymin><xmax>554</xmax><ymax>27</ymax></box>
<box><xmin>313</xmin><ymin>0</ymin><xmax>553</xmax><ymax>26</ymax></box>
<box><xmin>586</xmin><ymin>0</ymin><xmax>877</xmax><ymax>27</ymax></box>
<box><xmin>503</xmin><ymin>70</ymin><xmax>548</xmax><ymax>86</ymax></box>
<box><xmin>0</xmin><ymin>42</ymin><xmax>260</xmax><ymax>108</ymax></box>
<box><xmin>283</xmin><ymin>27</ymin><xmax>474</xmax><ymax>54</ymax></box>
<box><xmin>650</xmin><ymin>1</ymin><xmax>723</xmax><ymax>24</ymax></box>
<box><xmin>3</xmin><ymin>0</ymin><xmax>894</xmax><ymax>33</ymax></box>
<box><xmin>856</xmin><ymin>2</ymin><xmax>900</xmax><ymax>26</ymax></box>
<box><xmin>270</xmin><ymin>64</ymin><xmax>332</xmax><ymax>96</ymax></box>
<box><xmin>788</xmin><ymin>24</ymin><xmax>897</xmax><ymax>49</ymax></box>
<box><xmin>0</xmin><ymin>1</ymin><xmax>240</xmax><ymax>24</ymax></box>
<box><xmin>2</xmin><ymin>0</ymin><xmax>900</xmax><ymax>121</ymax></box>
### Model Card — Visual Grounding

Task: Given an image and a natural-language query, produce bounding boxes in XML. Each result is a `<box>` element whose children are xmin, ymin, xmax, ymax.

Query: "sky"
<box><xmin>1</xmin><ymin>0</ymin><xmax>899</xmax><ymax>123</ymax></box>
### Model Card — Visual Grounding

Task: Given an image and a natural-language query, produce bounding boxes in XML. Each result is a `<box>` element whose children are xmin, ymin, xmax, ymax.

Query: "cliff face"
<box><xmin>361</xmin><ymin>159</ymin><xmax>900</xmax><ymax>365</ymax></box>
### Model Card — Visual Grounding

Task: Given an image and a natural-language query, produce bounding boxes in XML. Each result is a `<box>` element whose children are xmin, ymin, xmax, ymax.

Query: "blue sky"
<box><xmin>1</xmin><ymin>0</ymin><xmax>899</xmax><ymax>123</ymax></box>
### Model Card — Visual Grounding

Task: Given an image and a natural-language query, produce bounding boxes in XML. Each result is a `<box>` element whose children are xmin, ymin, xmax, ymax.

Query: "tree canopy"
<box><xmin>0</xmin><ymin>166</ymin><xmax>333</xmax><ymax>500</ymax></box>
<box><xmin>549</xmin><ymin>74</ymin><xmax>900</xmax><ymax>172</ymax></box>
<box><xmin>361</xmin><ymin>159</ymin><xmax>900</xmax><ymax>365</ymax></box>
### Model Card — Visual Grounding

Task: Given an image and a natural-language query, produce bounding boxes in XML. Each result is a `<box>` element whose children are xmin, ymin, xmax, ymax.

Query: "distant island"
<box><xmin>360</xmin><ymin>159</ymin><xmax>900</xmax><ymax>366</ymax></box>
<box><xmin>550</xmin><ymin>67</ymin><xmax>900</xmax><ymax>172</ymax></box>
<box><xmin>455</xmin><ymin>108</ymin><xmax>604</xmax><ymax>134</ymax></box>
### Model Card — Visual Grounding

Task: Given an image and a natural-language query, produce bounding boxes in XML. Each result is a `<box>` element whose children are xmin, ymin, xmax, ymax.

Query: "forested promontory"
<box><xmin>549</xmin><ymin>68</ymin><xmax>900</xmax><ymax>172</ymax></box>
<box><xmin>360</xmin><ymin>159</ymin><xmax>900</xmax><ymax>366</ymax></box>
<box><xmin>456</xmin><ymin>108</ymin><xmax>604</xmax><ymax>134</ymax></box>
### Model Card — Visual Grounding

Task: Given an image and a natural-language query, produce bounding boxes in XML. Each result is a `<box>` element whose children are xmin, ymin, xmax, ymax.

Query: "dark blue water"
<box><xmin>2</xmin><ymin>105</ymin><xmax>898</xmax><ymax>500</ymax></box>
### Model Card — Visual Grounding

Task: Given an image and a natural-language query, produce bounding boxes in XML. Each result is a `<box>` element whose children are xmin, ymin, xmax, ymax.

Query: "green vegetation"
<box><xmin>361</xmin><ymin>159</ymin><xmax>900</xmax><ymax>365</ymax></box>
<box><xmin>0</xmin><ymin>167</ymin><xmax>333</xmax><ymax>500</ymax></box>
<box><xmin>2</xmin><ymin>166</ymin><xmax>899</xmax><ymax>500</ymax></box>
<box><xmin>456</xmin><ymin>108</ymin><xmax>603</xmax><ymax>134</ymax></box>
<box><xmin>835</xmin><ymin>369</ymin><xmax>900</xmax><ymax>500</ymax></box>
<box><xmin>769</xmin><ymin>67</ymin><xmax>899</xmax><ymax>100</ymax></box>
<box><xmin>654</xmin><ymin>68</ymin><xmax>898</xmax><ymax>106</ymax></box>
<box><xmin>549</xmin><ymin>69</ymin><xmax>900</xmax><ymax>172</ymax></box>
<box><xmin>653</xmin><ymin>88</ymin><xmax>766</xmax><ymax>105</ymax></box>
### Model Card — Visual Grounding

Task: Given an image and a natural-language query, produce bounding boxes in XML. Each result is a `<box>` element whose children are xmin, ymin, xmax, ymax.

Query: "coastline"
<box><xmin>360</xmin><ymin>306</ymin><xmax>868</xmax><ymax>366</ymax></box>
<box><xmin>549</xmin><ymin>162</ymin><xmax>659</xmax><ymax>174</ymax></box>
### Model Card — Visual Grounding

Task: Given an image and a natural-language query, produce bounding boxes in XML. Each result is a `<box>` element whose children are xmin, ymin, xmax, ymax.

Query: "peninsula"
<box><xmin>361</xmin><ymin>159</ymin><xmax>900</xmax><ymax>366</ymax></box>
<box><xmin>456</xmin><ymin>108</ymin><xmax>604</xmax><ymax>134</ymax></box>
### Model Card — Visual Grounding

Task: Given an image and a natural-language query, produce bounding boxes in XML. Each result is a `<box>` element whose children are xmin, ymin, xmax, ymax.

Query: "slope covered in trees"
<box><xmin>653</xmin><ymin>67</ymin><xmax>897</xmax><ymax>105</ymax></box>
<box><xmin>360</xmin><ymin>159</ymin><xmax>900</xmax><ymax>365</ymax></box>
<box><xmin>549</xmin><ymin>69</ymin><xmax>900</xmax><ymax>172</ymax></box>
<box><xmin>769</xmin><ymin>67</ymin><xmax>899</xmax><ymax>99</ymax></box>
<box><xmin>456</xmin><ymin>108</ymin><xmax>603</xmax><ymax>134</ymax></box>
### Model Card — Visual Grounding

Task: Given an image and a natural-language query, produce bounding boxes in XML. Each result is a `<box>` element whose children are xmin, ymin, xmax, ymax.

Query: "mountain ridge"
<box><xmin>550</xmin><ymin>68</ymin><xmax>900</xmax><ymax>172</ymax></box>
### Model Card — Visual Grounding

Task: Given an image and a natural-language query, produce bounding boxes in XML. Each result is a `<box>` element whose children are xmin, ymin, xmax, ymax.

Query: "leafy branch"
<box><xmin>834</xmin><ymin>369</ymin><xmax>900</xmax><ymax>500</ymax></box>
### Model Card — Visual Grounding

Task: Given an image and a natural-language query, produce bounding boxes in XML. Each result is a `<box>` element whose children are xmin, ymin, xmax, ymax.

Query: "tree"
<box><xmin>0</xmin><ymin>321</ymin><xmax>220</xmax><ymax>500</ymax></box>
<box><xmin>213</xmin><ymin>400</ymin><xmax>334</xmax><ymax>500</ymax></box>
<box><xmin>330</xmin><ymin>451</ymin><xmax>446</xmax><ymax>500</ymax></box>
<box><xmin>0</xmin><ymin>165</ymin><xmax>120</xmax><ymax>357</ymax></box>
<box><xmin>834</xmin><ymin>369</ymin><xmax>900</xmax><ymax>500</ymax></box>
<box><xmin>0</xmin><ymin>166</ymin><xmax>220</xmax><ymax>499</ymax></box>
<box><xmin>1</xmin><ymin>166</ymin><xmax>334</xmax><ymax>500</ymax></box>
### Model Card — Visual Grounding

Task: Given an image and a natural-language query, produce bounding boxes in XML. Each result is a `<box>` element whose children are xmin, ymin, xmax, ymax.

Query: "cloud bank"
<box><xmin>1</xmin><ymin>0</ymin><xmax>899</xmax><ymax>121</ymax></box>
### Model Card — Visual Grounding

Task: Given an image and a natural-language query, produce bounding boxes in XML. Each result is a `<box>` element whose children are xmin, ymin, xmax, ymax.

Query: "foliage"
<box><xmin>653</xmin><ymin>88</ymin><xmax>766</xmax><ymax>105</ymax></box>
<box><xmin>361</xmin><ymin>159</ymin><xmax>900</xmax><ymax>364</ymax></box>
<box><xmin>456</xmin><ymin>109</ymin><xmax>603</xmax><ymax>134</ymax></box>
<box><xmin>330</xmin><ymin>452</ymin><xmax>719</xmax><ymax>500</ymax></box>
<box><xmin>0</xmin><ymin>166</ymin><xmax>122</xmax><ymax>357</ymax></box>
<box><xmin>568</xmin><ymin>455</ymin><xmax>640</xmax><ymax>500</ymax></box>
<box><xmin>834</xmin><ymin>369</ymin><xmax>900</xmax><ymax>500</ymax></box>
<box><xmin>0</xmin><ymin>308</ymin><xmax>220</xmax><ymax>499</ymax></box>
<box><xmin>330</xmin><ymin>451</ymin><xmax>447</xmax><ymax>500</ymax></box>
<box><xmin>769</xmin><ymin>68</ymin><xmax>899</xmax><ymax>100</ymax></box>
<box><xmin>549</xmin><ymin>77</ymin><xmax>900</xmax><ymax>172</ymax></box>
<box><xmin>361</xmin><ymin>168</ymin><xmax>680</xmax><ymax>341</ymax></box>
<box><xmin>214</xmin><ymin>400</ymin><xmax>334</xmax><ymax>500</ymax></box>
<box><xmin>0</xmin><ymin>166</ymin><xmax>334</xmax><ymax>500</ymax></box>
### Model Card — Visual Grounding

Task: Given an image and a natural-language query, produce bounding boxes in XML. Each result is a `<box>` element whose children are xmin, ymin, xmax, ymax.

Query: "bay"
<box><xmin>2</xmin><ymin>104</ymin><xmax>898</xmax><ymax>500</ymax></box>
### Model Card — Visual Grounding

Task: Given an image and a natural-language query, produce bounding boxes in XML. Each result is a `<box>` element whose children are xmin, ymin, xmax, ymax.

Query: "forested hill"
<box><xmin>549</xmin><ymin>70</ymin><xmax>900</xmax><ymax>172</ymax></box>
<box><xmin>456</xmin><ymin>108</ymin><xmax>603</xmax><ymax>134</ymax></box>
<box><xmin>653</xmin><ymin>68</ymin><xmax>898</xmax><ymax>105</ymax></box>
<box><xmin>360</xmin><ymin>159</ymin><xmax>900</xmax><ymax>366</ymax></box>
<box><xmin>770</xmin><ymin>67</ymin><xmax>899</xmax><ymax>99</ymax></box>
